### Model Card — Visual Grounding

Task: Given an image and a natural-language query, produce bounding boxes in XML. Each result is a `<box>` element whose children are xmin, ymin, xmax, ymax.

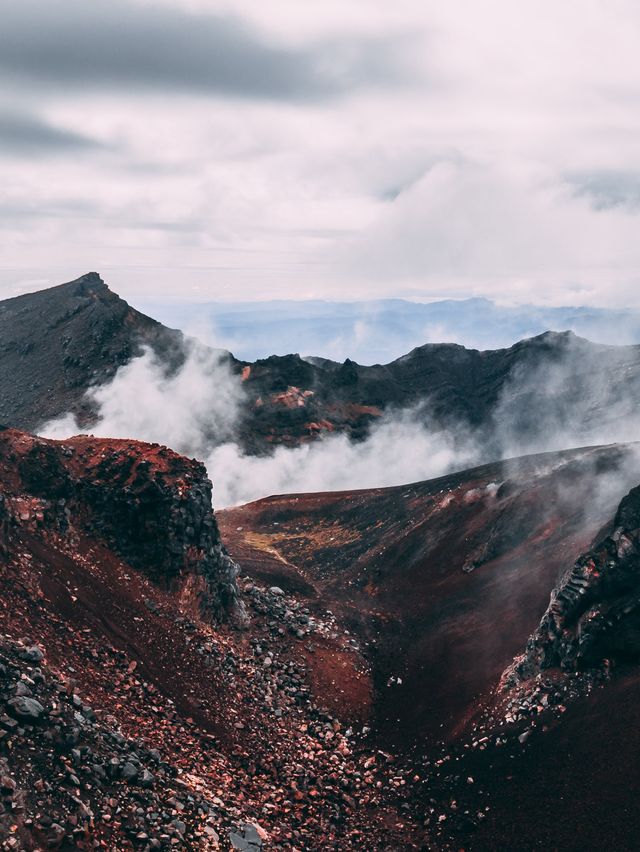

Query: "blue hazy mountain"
<box><xmin>137</xmin><ymin>296</ymin><xmax>640</xmax><ymax>365</ymax></box>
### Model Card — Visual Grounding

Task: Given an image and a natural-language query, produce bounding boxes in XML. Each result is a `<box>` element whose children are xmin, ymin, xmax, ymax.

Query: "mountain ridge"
<box><xmin>139</xmin><ymin>292</ymin><xmax>640</xmax><ymax>364</ymax></box>
<box><xmin>5</xmin><ymin>273</ymin><xmax>640</xmax><ymax>464</ymax></box>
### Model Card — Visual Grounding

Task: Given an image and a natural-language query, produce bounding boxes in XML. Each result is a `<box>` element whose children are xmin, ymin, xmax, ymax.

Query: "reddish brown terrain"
<box><xmin>3</xmin><ymin>423</ymin><xmax>640</xmax><ymax>849</ymax></box>
<box><xmin>0</xmin><ymin>428</ymin><xmax>424</xmax><ymax>850</ymax></box>
<box><xmin>220</xmin><ymin>444</ymin><xmax>640</xmax><ymax>850</ymax></box>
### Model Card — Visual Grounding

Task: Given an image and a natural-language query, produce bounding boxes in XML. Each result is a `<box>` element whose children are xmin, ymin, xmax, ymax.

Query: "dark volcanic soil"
<box><xmin>220</xmin><ymin>445</ymin><xmax>640</xmax><ymax>747</ymax></box>
<box><xmin>0</xmin><ymin>273</ymin><xmax>185</xmax><ymax>431</ymax></box>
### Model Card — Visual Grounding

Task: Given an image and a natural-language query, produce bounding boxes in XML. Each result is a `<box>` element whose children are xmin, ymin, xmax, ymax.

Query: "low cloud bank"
<box><xmin>40</xmin><ymin>334</ymin><xmax>640</xmax><ymax>508</ymax></box>
<box><xmin>206</xmin><ymin>413</ymin><xmax>478</xmax><ymax>506</ymax></box>
<box><xmin>41</xmin><ymin>346</ymin><xmax>478</xmax><ymax>506</ymax></box>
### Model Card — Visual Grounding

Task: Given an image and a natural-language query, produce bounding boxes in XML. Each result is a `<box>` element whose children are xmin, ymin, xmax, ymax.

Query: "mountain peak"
<box><xmin>57</xmin><ymin>270</ymin><xmax>111</xmax><ymax>298</ymax></box>
<box><xmin>532</xmin><ymin>329</ymin><xmax>576</xmax><ymax>342</ymax></box>
<box><xmin>0</xmin><ymin>273</ymin><xmax>183</xmax><ymax>432</ymax></box>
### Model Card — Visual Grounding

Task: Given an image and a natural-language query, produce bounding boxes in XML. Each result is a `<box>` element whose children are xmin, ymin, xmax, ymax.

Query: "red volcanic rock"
<box><xmin>220</xmin><ymin>444</ymin><xmax>640</xmax><ymax>747</ymax></box>
<box><xmin>0</xmin><ymin>427</ymin><xmax>241</xmax><ymax>621</ymax></box>
<box><xmin>4</xmin><ymin>424</ymin><xmax>640</xmax><ymax>849</ymax></box>
<box><xmin>0</xmin><ymin>427</ymin><xmax>423</xmax><ymax>850</ymax></box>
<box><xmin>220</xmin><ymin>444</ymin><xmax>640</xmax><ymax>849</ymax></box>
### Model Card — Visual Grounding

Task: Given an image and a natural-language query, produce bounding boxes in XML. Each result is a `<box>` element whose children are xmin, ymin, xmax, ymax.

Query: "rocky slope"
<box><xmin>2</xmin><ymin>427</ymin><xmax>640</xmax><ymax>848</ymax></box>
<box><xmin>445</xmin><ymin>480</ymin><xmax>640</xmax><ymax>850</ymax></box>
<box><xmin>0</xmin><ymin>428</ymin><xmax>424</xmax><ymax>850</ymax></box>
<box><xmin>219</xmin><ymin>444</ymin><xmax>640</xmax><ymax>746</ymax></box>
<box><xmin>514</xmin><ymin>480</ymin><xmax>640</xmax><ymax>677</ymax></box>
<box><xmin>0</xmin><ymin>273</ymin><xmax>185</xmax><ymax>432</ymax></box>
<box><xmin>5</xmin><ymin>274</ymin><xmax>640</xmax><ymax>455</ymax></box>
<box><xmin>220</xmin><ymin>444</ymin><xmax>640</xmax><ymax>850</ymax></box>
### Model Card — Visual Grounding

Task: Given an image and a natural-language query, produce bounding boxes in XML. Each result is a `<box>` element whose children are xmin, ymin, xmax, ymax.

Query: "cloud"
<box><xmin>569</xmin><ymin>170</ymin><xmax>640</xmax><ymax>211</ymax></box>
<box><xmin>42</xmin><ymin>344</ymin><xmax>243</xmax><ymax>459</ymax></box>
<box><xmin>0</xmin><ymin>111</ymin><xmax>105</xmax><ymax>155</ymax></box>
<box><xmin>35</xmin><ymin>326</ymin><xmax>640</xmax><ymax>511</ymax></box>
<box><xmin>35</xmin><ymin>327</ymin><xmax>640</xmax><ymax>509</ymax></box>
<box><xmin>0</xmin><ymin>198</ymin><xmax>100</xmax><ymax>222</ymax></box>
<box><xmin>37</xmin><ymin>344</ymin><xmax>480</xmax><ymax>506</ymax></box>
<box><xmin>491</xmin><ymin>333</ymin><xmax>640</xmax><ymax>459</ymax></box>
<box><xmin>344</xmin><ymin>160</ymin><xmax>640</xmax><ymax>306</ymax></box>
<box><xmin>1</xmin><ymin>1</ymin><xmax>640</xmax><ymax>308</ymax></box>
<box><xmin>0</xmin><ymin>0</ymin><xmax>403</xmax><ymax>101</ymax></box>
<box><xmin>41</xmin><ymin>352</ymin><xmax>479</xmax><ymax>506</ymax></box>
<box><xmin>205</xmin><ymin>409</ymin><xmax>478</xmax><ymax>506</ymax></box>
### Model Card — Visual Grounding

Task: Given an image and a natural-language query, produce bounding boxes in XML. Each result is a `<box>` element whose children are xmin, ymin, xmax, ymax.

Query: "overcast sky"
<box><xmin>1</xmin><ymin>0</ymin><xmax>639</xmax><ymax>307</ymax></box>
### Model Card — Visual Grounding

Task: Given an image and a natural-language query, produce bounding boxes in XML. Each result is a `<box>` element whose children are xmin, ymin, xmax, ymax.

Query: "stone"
<box><xmin>0</xmin><ymin>776</ymin><xmax>16</xmax><ymax>794</ymax></box>
<box><xmin>121</xmin><ymin>762</ymin><xmax>138</xmax><ymax>781</ymax></box>
<box><xmin>140</xmin><ymin>769</ymin><xmax>155</xmax><ymax>788</ymax></box>
<box><xmin>229</xmin><ymin>822</ymin><xmax>264</xmax><ymax>850</ymax></box>
<box><xmin>22</xmin><ymin>645</ymin><xmax>45</xmax><ymax>663</ymax></box>
<box><xmin>7</xmin><ymin>696</ymin><xmax>45</xmax><ymax>720</ymax></box>
<box><xmin>171</xmin><ymin>819</ymin><xmax>186</xmax><ymax>835</ymax></box>
<box><xmin>47</xmin><ymin>823</ymin><xmax>66</xmax><ymax>846</ymax></box>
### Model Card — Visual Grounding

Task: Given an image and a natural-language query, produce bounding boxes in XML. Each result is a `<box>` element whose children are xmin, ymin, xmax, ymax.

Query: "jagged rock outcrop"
<box><xmin>516</xmin><ymin>483</ymin><xmax>640</xmax><ymax>678</ymax></box>
<box><xmin>0</xmin><ymin>428</ymin><xmax>240</xmax><ymax>622</ymax></box>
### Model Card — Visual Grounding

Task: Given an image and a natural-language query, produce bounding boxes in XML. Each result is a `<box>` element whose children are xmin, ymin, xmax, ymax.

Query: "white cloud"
<box><xmin>345</xmin><ymin>159</ymin><xmax>640</xmax><ymax>307</ymax></box>
<box><xmin>205</xmin><ymin>411</ymin><xmax>478</xmax><ymax>506</ymax></box>
<box><xmin>39</xmin><ymin>345</ymin><xmax>479</xmax><ymax>507</ymax></box>
<box><xmin>1</xmin><ymin>0</ymin><xmax>640</xmax><ymax>307</ymax></box>
<box><xmin>42</xmin><ymin>344</ymin><xmax>243</xmax><ymax>456</ymax></box>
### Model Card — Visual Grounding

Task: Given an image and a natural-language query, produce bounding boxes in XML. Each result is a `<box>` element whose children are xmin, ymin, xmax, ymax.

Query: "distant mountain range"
<box><xmin>3</xmin><ymin>273</ymin><xmax>640</xmax><ymax>464</ymax></box>
<box><xmin>140</xmin><ymin>295</ymin><xmax>640</xmax><ymax>364</ymax></box>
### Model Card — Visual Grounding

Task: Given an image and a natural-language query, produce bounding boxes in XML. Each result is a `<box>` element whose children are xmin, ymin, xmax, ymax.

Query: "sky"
<box><xmin>1</xmin><ymin>0</ymin><xmax>640</xmax><ymax>308</ymax></box>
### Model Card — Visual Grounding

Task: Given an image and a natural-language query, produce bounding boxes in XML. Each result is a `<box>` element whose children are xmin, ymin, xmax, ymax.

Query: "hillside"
<box><xmin>0</xmin><ymin>273</ymin><xmax>184</xmax><ymax>431</ymax></box>
<box><xmin>2</xmin><ymin>426</ymin><xmax>640</xmax><ymax>847</ymax></box>
<box><xmin>220</xmin><ymin>443</ymin><xmax>640</xmax><ymax>849</ymax></box>
<box><xmin>4</xmin><ymin>275</ymin><xmax>640</xmax><ymax>459</ymax></box>
<box><xmin>0</xmin><ymin>428</ymin><xmax>421</xmax><ymax>850</ymax></box>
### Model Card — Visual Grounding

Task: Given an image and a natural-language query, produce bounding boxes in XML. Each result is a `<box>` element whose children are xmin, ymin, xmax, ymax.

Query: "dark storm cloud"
<box><xmin>569</xmin><ymin>170</ymin><xmax>640</xmax><ymax>211</ymax></box>
<box><xmin>0</xmin><ymin>112</ymin><xmax>104</xmax><ymax>154</ymax></box>
<box><xmin>0</xmin><ymin>0</ymin><xmax>402</xmax><ymax>101</ymax></box>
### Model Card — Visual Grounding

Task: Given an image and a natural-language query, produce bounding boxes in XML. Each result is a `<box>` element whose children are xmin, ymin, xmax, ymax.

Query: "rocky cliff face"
<box><xmin>515</xmin><ymin>483</ymin><xmax>640</xmax><ymax>678</ymax></box>
<box><xmin>0</xmin><ymin>428</ymin><xmax>240</xmax><ymax>622</ymax></box>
